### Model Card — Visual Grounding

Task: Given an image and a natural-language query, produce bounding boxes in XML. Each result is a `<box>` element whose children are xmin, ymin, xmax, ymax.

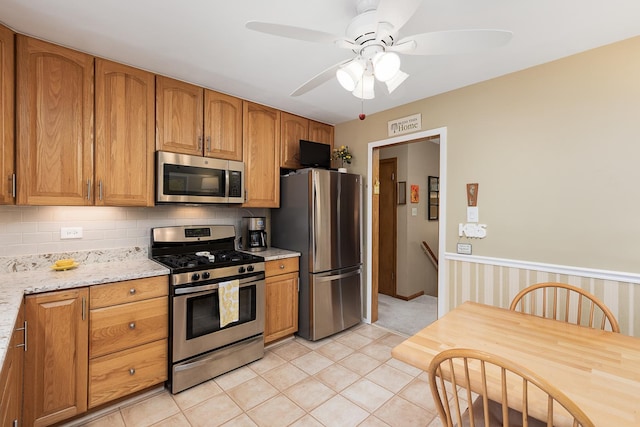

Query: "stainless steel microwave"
<box><xmin>156</xmin><ymin>151</ymin><xmax>244</xmax><ymax>204</ymax></box>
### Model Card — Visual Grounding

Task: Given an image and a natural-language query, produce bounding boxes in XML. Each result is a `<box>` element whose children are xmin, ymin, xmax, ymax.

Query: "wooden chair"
<box><xmin>428</xmin><ymin>348</ymin><xmax>595</xmax><ymax>427</ymax></box>
<box><xmin>509</xmin><ymin>282</ymin><xmax>619</xmax><ymax>332</ymax></box>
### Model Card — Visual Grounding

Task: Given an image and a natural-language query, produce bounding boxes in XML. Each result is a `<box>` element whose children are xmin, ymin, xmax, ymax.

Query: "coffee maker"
<box><xmin>241</xmin><ymin>217</ymin><xmax>267</xmax><ymax>252</ymax></box>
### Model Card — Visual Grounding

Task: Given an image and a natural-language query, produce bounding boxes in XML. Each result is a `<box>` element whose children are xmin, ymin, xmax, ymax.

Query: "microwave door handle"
<box><xmin>225</xmin><ymin>168</ymin><xmax>230</xmax><ymax>201</ymax></box>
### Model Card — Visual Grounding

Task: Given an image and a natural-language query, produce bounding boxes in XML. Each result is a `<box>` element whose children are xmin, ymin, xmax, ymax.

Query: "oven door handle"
<box><xmin>174</xmin><ymin>275</ymin><xmax>263</xmax><ymax>295</ymax></box>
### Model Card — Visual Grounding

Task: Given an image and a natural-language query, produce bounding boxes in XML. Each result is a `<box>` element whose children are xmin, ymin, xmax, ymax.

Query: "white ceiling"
<box><xmin>2</xmin><ymin>0</ymin><xmax>640</xmax><ymax>125</ymax></box>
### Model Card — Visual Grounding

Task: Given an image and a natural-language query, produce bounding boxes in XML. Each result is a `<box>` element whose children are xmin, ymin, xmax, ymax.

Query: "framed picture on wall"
<box><xmin>410</xmin><ymin>185</ymin><xmax>419</xmax><ymax>203</ymax></box>
<box><xmin>397</xmin><ymin>181</ymin><xmax>406</xmax><ymax>205</ymax></box>
<box><xmin>428</xmin><ymin>176</ymin><xmax>439</xmax><ymax>220</ymax></box>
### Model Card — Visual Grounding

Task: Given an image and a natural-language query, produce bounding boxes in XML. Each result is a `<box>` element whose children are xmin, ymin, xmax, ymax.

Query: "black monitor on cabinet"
<box><xmin>299</xmin><ymin>139</ymin><xmax>331</xmax><ymax>169</ymax></box>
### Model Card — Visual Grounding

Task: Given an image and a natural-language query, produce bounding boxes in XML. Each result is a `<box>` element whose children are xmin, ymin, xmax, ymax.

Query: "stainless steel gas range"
<box><xmin>150</xmin><ymin>225</ymin><xmax>265</xmax><ymax>394</ymax></box>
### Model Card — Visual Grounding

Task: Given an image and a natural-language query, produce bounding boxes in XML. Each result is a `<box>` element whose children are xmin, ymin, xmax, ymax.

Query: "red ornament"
<box><xmin>359</xmin><ymin>113</ymin><xmax>366</xmax><ymax>120</ymax></box>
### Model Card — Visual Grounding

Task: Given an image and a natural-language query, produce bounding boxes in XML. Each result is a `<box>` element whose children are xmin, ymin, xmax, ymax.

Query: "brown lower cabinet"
<box><xmin>0</xmin><ymin>304</ymin><xmax>25</xmax><ymax>427</ymax></box>
<box><xmin>21</xmin><ymin>275</ymin><xmax>168</xmax><ymax>426</ymax></box>
<box><xmin>264</xmin><ymin>257</ymin><xmax>300</xmax><ymax>344</ymax></box>
<box><xmin>24</xmin><ymin>288</ymin><xmax>89</xmax><ymax>427</ymax></box>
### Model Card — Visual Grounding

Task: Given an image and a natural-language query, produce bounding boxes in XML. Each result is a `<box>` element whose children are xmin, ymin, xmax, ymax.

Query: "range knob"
<box><xmin>238</xmin><ymin>266</ymin><xmax>246</xmax><ymax>274</ymax></box>
<box><xmin>202</xmin><ymin>271</ymin><xmax>211</xmax><ymax>279</ymax></box>
<box><xmin>191</xmin><ymin>273</ymin><xmax>200</xmax><ymax>281</ymax></box>
<box><xmin>247</xmin><ymin>265</ymin><xmax>254</xmax><ymax>272</ymax></box>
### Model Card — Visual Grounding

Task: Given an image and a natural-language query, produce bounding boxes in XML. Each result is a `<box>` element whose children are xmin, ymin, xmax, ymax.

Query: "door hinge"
<box><xmin>391</xmin><ymin>172</ymin><xmax>395</xmax><ymax>181</ymax></box>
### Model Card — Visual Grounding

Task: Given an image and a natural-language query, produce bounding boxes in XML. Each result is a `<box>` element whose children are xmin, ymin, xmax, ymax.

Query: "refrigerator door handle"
<box><xmin>314</xmin><ymin>268</ymin><xmax>361</xmax><ymax>283</ymax></box>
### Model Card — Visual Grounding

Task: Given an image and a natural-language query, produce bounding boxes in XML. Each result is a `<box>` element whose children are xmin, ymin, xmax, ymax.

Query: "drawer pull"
<box><xmin>129</xmin><ymin>322</ymin><xmax>136</xmax><ymax>330</ymax></box>
<box><xmin>129</xmin><ymin>288</ymin><xmax>136</xmax><ymax>295</ymax></box>
<box><xmin>280</xmin><ymin>264</ymin><xmax>285</xmax><ymax>269</ymax></box>
<box><xmin>129</xmin><ymin>368</ymin><xmax>136</xmax><ymax>375</ymax></box>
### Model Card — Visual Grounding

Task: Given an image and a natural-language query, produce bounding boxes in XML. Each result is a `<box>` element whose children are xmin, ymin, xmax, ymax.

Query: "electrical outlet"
<box><xmin>61</xmin><ymin>227</ymin><xmax>83</xmax><ymax>239</ymax></box>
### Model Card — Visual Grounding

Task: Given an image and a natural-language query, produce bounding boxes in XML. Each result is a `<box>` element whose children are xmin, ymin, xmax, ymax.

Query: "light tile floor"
<box><xmin>78</xmin><ymin>324</ymin><xmax>445</xmax><ymax>427</ymax></box>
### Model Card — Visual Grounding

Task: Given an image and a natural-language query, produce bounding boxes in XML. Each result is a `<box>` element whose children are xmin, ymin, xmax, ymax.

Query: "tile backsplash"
<box><xmin>0</xmin><ymin>205</ymin><xmax>268</xmax><ymax>257</ymax></box>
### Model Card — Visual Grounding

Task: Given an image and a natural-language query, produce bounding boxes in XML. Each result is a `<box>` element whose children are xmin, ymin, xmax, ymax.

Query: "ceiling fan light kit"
<box><xmin>246</xmin><ymin>0</ymin><xmax>513</xmax><ymax>102</ymax></box>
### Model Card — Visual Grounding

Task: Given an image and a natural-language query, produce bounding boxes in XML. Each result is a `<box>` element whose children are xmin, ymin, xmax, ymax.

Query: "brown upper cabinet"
<box><xmin>309</xmin><ymin>120</ymin><xmax>334</xmax><ymax>148</ymax></box>
<box><xmin>280</xmin><ymin>112</ymin><xmax>334</xmax><ymax>170</ymax></box>
<box><xmin>243</xmin><ymin>101</ymin><xmax>280</xmax><ymax>208</ymax></box>
<box><xmin>0</xmin><ymin>25</ymin><xmax>14</xmax><ymax>205</ymax></box>
<box><xmin>156</xmin><ymin>76</ymin><xmax>243</xmax><ymax>161</ymax></box>
<box><xmin>16</xmin><ymin>36</ymin><xmax>94</xmax><ymax>206</ymax></box>
<box><xmin>95</xmin><ymin>59</ymin><xmax>155</xmax><ymax>206</ymax></box>
<box><xmin>16</xmin><ymin>36</ymin><xmax>155</xmax><ymax>206</ymax></box>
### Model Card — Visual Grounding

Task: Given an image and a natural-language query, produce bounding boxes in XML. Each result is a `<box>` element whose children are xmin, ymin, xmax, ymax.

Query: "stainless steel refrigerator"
<box><xmin>272</xmin><ymin>168</ymin><xmax>362</xmax><ymax>341</ymax></box>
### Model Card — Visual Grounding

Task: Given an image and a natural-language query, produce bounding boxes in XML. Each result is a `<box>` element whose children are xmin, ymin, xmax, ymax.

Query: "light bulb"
<box><xmin>336</xmin><ymin>60</ymin><xmax>364</xmax><ymax>92</ymax></box>
<box><xmin>352</xmin><ymin>74</ymin><xmax>375</xmax><ymax>99</ymax></box>
<box><xmin>385</xmin><ymin>70</ymin><xmax>409</xmax><ymax>94</ymax></box>
<box><xmin>373</xmin><ymin>52</ymin><xmax>401</xmax><ymax>82</ymax></box>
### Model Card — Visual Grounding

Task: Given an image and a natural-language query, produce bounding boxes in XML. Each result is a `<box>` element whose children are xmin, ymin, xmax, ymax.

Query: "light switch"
<box><xmin>411</xmin><ymin>208</ymin><xmax>418</xmax><ymax>216</ymax></box>
<box><xmin>467</xmin><ymin>207</ymin><xmax>479</xmax><ymax>223</ymax></box>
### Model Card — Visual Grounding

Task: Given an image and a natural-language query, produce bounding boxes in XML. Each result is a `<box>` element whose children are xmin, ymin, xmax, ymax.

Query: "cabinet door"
<box><xmin>24</xmin><ymin>289</ymin><xmax>89</xmax><ymax>427</ymax></box>
<box><xmin>0</xmin><ymin>304</ymin><xmax>24</xmax><ymax>427</ymax></box>
<box><xmin>0</xmin><ymin>25</ymin><xmax>14</xmax><ymax>205</ymax></box>
<box><xmin>308</xmin><ymin>120</ymin><xmax>334</xmax><ymax>148</ymax></box>
<box><xmin>16</xmin><ymin>36</ymin><xmax>94</xmax><ymax>206</ymax></box>
<box><xmin>156</xmin><ymin>76</ymin><xmax>204</xmax><ymax>155</ymax></box>
<box><xmin>280</xmin><ymin>112</ymin><xmax>308</xmax><ymax>170</ymax></box>
<box><xmin>95</xmin><ymin>59</ymin><xmax>155</xmax><ymax>206</ymax></box>
<box><xmin>265</xmin><ymin>271</ymin><xmax>299</xmax><ymax>344</ymax></box>
<box><xmin>243</xmin><ymin>101</ymin><xmax>280</xmax><ymax>208</ymax></box>
<box><xmin>204</xmin><ymin>90</ymin><xmax>243</xmax><ymax>160</ymax></box>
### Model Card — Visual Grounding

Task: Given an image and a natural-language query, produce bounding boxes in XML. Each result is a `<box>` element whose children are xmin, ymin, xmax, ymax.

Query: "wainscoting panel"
<box><xmin>445</xmin><ymin>254</ymin><xmax>640</xmax><ymax>337</ymax></box>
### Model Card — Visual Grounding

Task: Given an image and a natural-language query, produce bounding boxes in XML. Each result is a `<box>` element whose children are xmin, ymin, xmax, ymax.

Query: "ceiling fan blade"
<box><xmin>246</xmin><ymin>21</ymin><xmax>342</xmax><ymax>44</ymax></box>
<box><xmin>394</xmin><ymin>29</ymin><xmax>513</xmax><ymax>55</ymax></box>
<box><xmin>375</xmin><ymin>0</ymin><xmax>423</xmax><ymax>31</ymax></box>
<box><xmin>290</xmin><ymin>59</ymin><xmax>352</xmax><ymax>97</ymax></box>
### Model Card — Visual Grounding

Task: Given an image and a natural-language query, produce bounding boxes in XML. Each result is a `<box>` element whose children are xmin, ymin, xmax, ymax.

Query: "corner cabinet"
<box><xmin>95</xmin><ymin>59</ymin><xmax>155</xmax><ymax>206</ymax></box>
<box><xmin>0</xmin><ymin>304</ymin><xmax>25</xmax><ymax>427</ymax></box>
<box><xmin>16</xmin><ymin>35</ymin><xmax>94</xmax><ymax>206</ymax></box>
<box><xmin>156</xmin><ymin>76</ymin><xmax>243</xmax><ymax>161</ymax></box>
<box><xmin>23</xmin><ymin>288</ymin><xmax>89</xmax><ymax>427</ymax></box>
<box><xmin>243</xmin><ymin>101</ymin><xmax>281</xmax><ymax>208</ymax></box>
<box><xmin>0</xmin><ymin>25</ymin><xmax>14</xmax><ymax>205</ymax></box>
<box><xmin>264</xmin><ymin>257</ymin><xmax>299</xmax><ymax>344</ymax></box>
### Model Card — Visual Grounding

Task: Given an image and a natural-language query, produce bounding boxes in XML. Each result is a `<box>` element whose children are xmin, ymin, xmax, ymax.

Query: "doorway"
<box><xmin>378</xmin><ymin>158</ymin><xmax>397</xmax><ymax>297</ymax></box>
<box><xmin>365</xmin><ymin>127</ymin><xmax>447</xmax><ymax>325</ymax></box>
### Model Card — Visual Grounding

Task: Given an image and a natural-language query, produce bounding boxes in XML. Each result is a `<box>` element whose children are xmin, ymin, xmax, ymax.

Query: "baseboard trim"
<box><xmin>394</xmin><ymin>291</ymin><xmax>425</xmax><ymax>301</ymax></box>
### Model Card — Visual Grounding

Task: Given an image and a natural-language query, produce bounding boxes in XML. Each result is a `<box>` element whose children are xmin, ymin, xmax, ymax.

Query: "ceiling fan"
<box><xmin>246</xmin><ymin>0</ymin><xmax>512</xmax><ymax>99</ymax></box>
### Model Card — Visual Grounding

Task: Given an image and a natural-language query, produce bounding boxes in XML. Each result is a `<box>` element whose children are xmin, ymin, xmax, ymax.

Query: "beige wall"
<box><xmin>336</xmin><ymin>36</ymin><xmax>640</xmax><ymax>274</ymax></box>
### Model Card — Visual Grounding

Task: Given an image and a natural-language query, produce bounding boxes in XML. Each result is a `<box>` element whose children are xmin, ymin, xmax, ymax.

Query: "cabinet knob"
<box><xmin>279</xmin><ymin>264</ymin><xmax>285</xmax><ymax>269</ymax></box>
<box><xmin>129</xmin><ymin>288</ymin><xmax>136</xmax><ymax>295</ymax></box>
<box><xmin>129</xmin><ymin>368</ymin><xmax>136</xmax><ymax>375</ymax></box>
<box><xmin>129</xmin><ymin>322</ymin><xmax>136</xmax><ymax>330</ymax></box>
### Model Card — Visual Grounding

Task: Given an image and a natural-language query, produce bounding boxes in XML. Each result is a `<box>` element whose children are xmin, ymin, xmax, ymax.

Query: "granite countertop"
<box><xmin>0</xmin><ymin>248</ymin><xmax>169</xmax><ymax>370</ymax></box>
<box><xmin>248</xmin><ymin>247</ymin><xmax>301</xmax><ymax>261</ymax></box>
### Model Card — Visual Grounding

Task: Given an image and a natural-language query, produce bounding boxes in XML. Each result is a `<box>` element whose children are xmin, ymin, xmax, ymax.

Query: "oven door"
<box><xmin>172</xmin><ymin>275</ymin><xmax>265</xmax><ymax>362</ymax></box>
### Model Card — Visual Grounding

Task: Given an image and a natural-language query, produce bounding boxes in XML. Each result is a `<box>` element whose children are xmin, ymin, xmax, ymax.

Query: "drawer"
<box><xmin>265</xmin><ymin>257</ymin><xmax>299</xmax><ymax>277</ymax></box>
<box><xmin>90</xmin><ymin>276</ymin><xmax>168</xmax><ymax>308</ymax></box>
<box><xmin>88</xmin><ymin>339</ymin><xmax>167</xmax><ymax>408</ymax></box>
<box><xmin>90</xmin><ymin>297</ymin><xmax>168</xmax><ymax>358</ymax></box>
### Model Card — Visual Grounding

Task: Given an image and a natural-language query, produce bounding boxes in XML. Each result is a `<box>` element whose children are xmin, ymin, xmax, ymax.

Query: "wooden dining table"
<box><xmin>391</xmin><ymin>301</ymin><xmax>640</xmax><ymax>427</ymax></box>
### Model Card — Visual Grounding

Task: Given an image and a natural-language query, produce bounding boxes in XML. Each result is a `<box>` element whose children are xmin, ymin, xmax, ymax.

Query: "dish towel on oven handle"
<box><xmin>218</xmin><ymin>279</ymin><xmax>240</xmax><ymax>327</ymax></box>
